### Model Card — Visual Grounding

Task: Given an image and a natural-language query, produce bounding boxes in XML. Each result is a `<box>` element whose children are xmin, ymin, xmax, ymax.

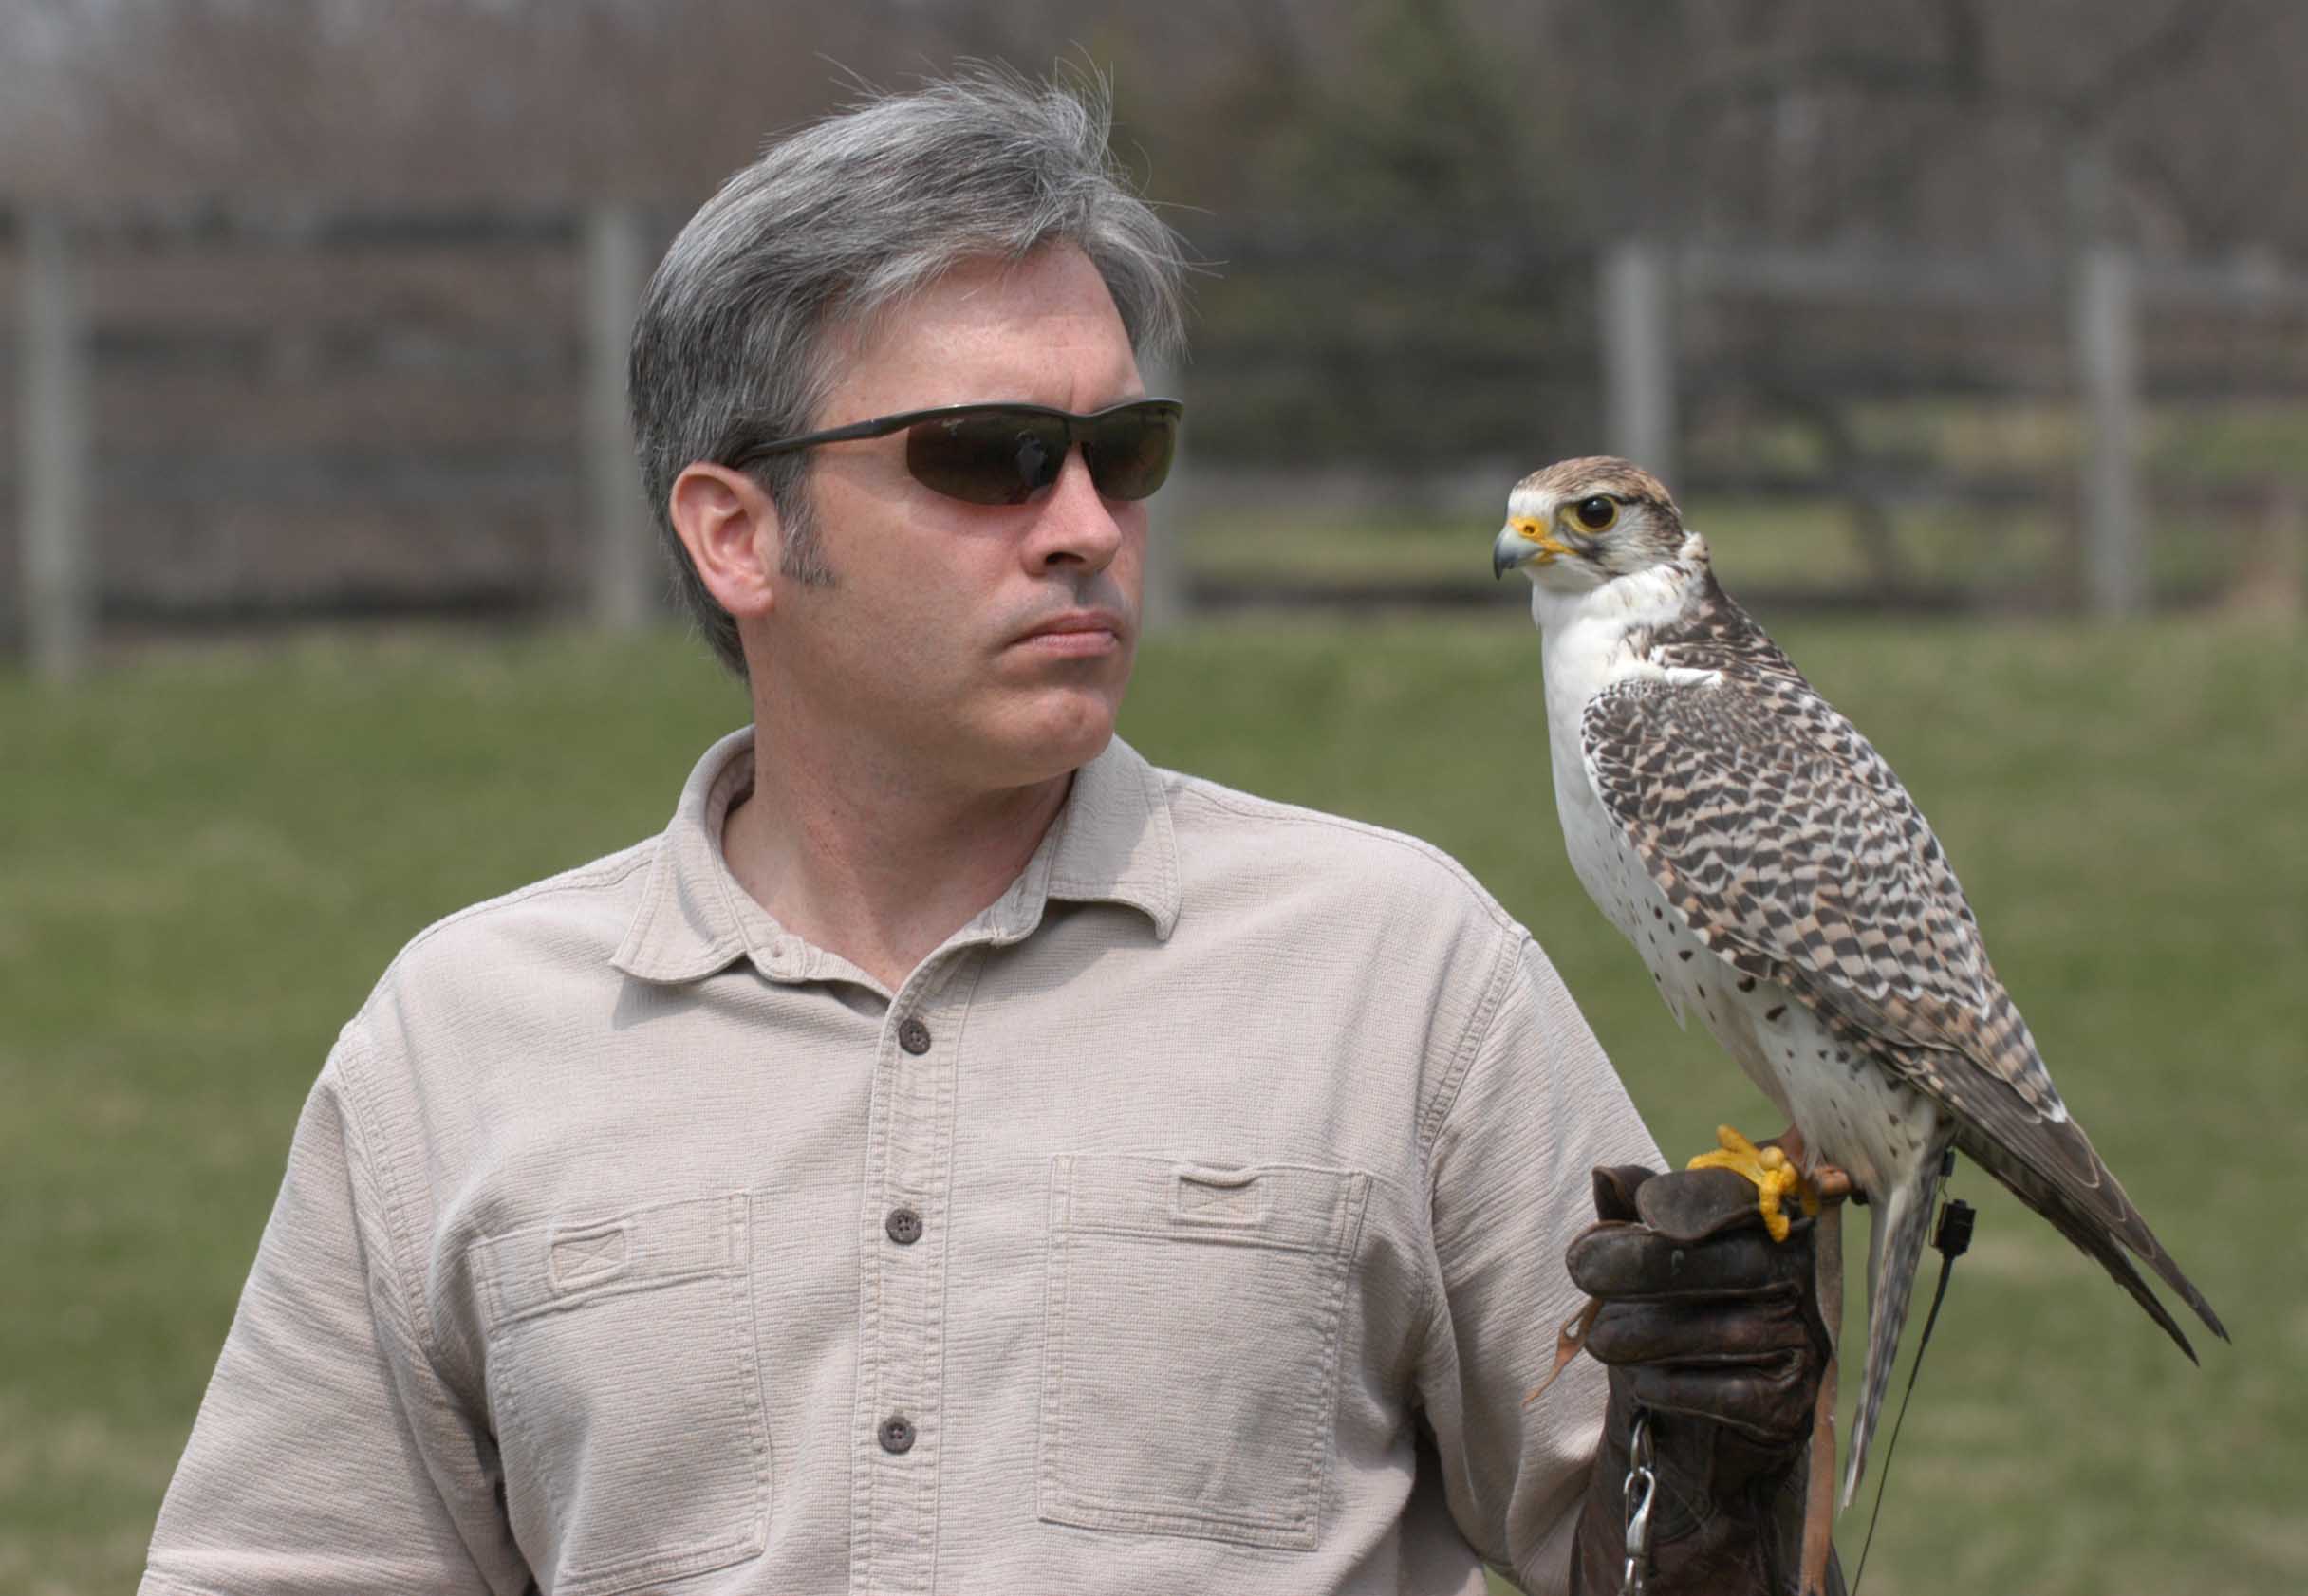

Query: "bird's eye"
<box><xmin>1573</xmin><ymin>496</ymin><xmax>1618</xmax><ymax>531</ymax></box>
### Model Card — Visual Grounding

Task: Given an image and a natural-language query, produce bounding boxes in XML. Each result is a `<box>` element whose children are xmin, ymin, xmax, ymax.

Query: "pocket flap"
<box><xmin>1051</xmin><ymin>1155</ymin><xmax>1365</xmax><ymax>1256</ymax></box>
<box><xmin>475</xmin><ymin>1193</ymin><xmax>749</xmax><ymax>1329</ymax></box>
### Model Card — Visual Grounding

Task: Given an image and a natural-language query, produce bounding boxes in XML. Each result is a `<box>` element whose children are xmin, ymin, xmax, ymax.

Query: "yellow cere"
<box><xmin>1510</xmin><ymin>517</ymin><xmax>1569</xmax><ymax>561</ymax></box>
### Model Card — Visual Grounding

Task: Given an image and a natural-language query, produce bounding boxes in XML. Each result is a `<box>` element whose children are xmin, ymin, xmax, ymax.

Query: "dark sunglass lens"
<box><xmin>1082</xmin><ymin>405</ymin><xmax>1179</xmax><ymax>501</ymax></box>
<box><xmin>906</xmin><ymin>412</ymin><xmax>1068</xmax><ymax>505</ymax></box>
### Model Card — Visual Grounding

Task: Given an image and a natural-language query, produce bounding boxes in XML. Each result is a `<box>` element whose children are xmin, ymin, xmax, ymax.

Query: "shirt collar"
<box><xmin>612</xmin><ymin>725</ymin><xmax>1180</xmax><ymax>987</ymax></box>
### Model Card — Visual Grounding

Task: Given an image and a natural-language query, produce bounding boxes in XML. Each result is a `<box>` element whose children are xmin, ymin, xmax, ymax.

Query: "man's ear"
<box><xmin>668</xmin><ymin>463</ymin><xmax>784</xmax><ymax>620</ymax></box>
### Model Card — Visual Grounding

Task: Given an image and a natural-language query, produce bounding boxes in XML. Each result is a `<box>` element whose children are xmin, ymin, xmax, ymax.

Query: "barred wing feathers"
<box><xmin>1576</xmin><ymin>658</ymin><xmax>2226</xmax><ymax>1353</ymax></box>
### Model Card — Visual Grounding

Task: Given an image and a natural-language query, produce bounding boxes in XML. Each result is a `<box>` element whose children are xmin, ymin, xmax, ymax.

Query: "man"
<box><xmin>143</xmin><ymin>68</ymin><xmax>1834</xmax><ymax>1595</ymax></box>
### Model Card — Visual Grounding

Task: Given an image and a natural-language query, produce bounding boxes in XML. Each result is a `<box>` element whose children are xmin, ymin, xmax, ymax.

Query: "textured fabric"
<box><xmin>142</xmin><ymin>727</ymin><xmax>1662</xmax><ymax>1596</ymax></box>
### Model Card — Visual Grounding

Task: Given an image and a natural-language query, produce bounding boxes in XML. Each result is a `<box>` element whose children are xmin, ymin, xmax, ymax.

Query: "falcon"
<box><xmin>1492</xmin><ymin>456</ymin><xmax>2226</xmax><ymax>1505</ymax></box>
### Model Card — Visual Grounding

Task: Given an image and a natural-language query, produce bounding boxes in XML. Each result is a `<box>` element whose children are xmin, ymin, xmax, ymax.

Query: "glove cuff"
<box><xmin>1570</xmin><ymin>1371</ymin><xmax>1845</xmax><ymax>1596</ymax></box>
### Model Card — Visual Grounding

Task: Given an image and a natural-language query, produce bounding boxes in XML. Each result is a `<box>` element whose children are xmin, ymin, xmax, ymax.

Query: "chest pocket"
<box><xmin>473</xmin><ymin>1193</ymin><xmax>770</xmax><ymax>1595</ymax></box>
<box><xmin>1038</xmin><ymin>1156</ymin><xmax>1370</xmax><ymax>1550</ymax></box>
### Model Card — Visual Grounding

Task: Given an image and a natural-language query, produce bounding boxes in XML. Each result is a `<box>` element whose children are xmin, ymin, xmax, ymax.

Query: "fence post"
<box><xmin>17</xmin><ymin>210</ymin><xmax>92</xmax><ymax>679</ymax></box>
<box><xmin>1138</xmin><ymin>352</ymin><xmax>1190</xmax><ymax>631</ymax></box>
<box><xmin>1600</xmin><ymin>240</ymin><xmax>1675</xmax><ymax>484</ymax></box>
<box><xmin>584</xmin><ymin>203</ymin><xmax>654</xmax><ymax>629</ymax></box>
<box><xmin>2257</xmin><ymin>483</ymin><xmax>2302</xmax><ymax>620</ymax></box>
<box><xmin>2074</xmin><ymin>243</ymin><xmax>2144</xmax><ymax>617</ymax></box>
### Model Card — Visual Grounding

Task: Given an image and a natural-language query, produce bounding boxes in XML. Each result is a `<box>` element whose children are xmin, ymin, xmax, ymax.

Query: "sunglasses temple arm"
<box><xmin>730</xmin><ymin>413</ymin><xmax>916</xmax><ymax>469</ymax></box>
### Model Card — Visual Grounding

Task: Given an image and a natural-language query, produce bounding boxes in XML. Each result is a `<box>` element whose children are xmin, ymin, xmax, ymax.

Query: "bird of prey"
<box><xmin>1492</xmin><ymin>456</ymin><xmax>2226</xmax><ymax>1505</ymax></box>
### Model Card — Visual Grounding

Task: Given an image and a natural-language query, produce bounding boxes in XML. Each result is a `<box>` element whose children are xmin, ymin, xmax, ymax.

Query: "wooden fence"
<box><xmin>8</xmin><ymin>208</ymin><xmax>2308</xmax><ymax>678</ymax></box>
<box><xmin>3</xmin><ymin>205</ymin><xmax>667</xmax><ymax>680</ymax></box>
<box><xmin>1597</xmin><ymin>239</ymin><xmax>2308</xmax><ymax>621</ymax></box>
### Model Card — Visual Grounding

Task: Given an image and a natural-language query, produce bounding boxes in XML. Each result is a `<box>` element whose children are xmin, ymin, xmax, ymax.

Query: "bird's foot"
<box><xmin>1760</xmin><ymin>1125</ymin><xmax>1855</xmax><ymax>1204</ymax></box>
<box><xmin>1686</xmin><ymin>1124</ymin><xmax>1821</xmax><ymax>1242</ymax></box>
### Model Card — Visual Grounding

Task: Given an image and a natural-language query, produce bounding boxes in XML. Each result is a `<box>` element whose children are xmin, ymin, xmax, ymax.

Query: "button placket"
<box><xmin>852</xmin><ymin>952</ymin><xmax>983</xmax><ymax>1595</ymax></box>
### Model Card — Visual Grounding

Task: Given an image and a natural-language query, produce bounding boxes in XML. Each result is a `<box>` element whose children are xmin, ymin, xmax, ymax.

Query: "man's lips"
<box><xmin>1011</xmin><ymin>610</ymin><xmax>1127</xmax><ymax>657</ymax></box>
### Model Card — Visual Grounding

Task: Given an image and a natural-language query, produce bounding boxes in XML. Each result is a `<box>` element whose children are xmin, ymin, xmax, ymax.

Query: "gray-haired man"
<box><xmin>143</xmin><ymin>69</ymin><xmax>1835</xmax><ymax>1596</ymax></box>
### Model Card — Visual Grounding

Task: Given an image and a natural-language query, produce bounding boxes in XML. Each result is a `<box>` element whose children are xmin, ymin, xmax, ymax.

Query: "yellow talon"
<box><xmin>1685</xmin><ymin>1124</ymin><xmax>1818</xmax><ymax>1242</ymax></box>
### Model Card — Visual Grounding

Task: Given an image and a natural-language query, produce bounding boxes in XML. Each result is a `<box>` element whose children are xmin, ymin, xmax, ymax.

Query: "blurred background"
<box><xmin>2</xmin><ymin>2</ymin><xmax>2301</xmax><ymax>1592</ymax></box>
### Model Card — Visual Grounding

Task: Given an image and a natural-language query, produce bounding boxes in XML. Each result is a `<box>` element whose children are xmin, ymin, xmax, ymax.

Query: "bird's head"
<box><xmin>1491</xmin><ymin>457</ymin><xmax>1689</xmax><ymax>593</ymax></box>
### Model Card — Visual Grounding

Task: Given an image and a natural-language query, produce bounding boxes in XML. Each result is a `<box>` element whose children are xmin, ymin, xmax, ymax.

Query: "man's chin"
<box><xmin>983</xmin><ymin>688</ymin><xmax>1123</xmax><ymax>787</ymax></box>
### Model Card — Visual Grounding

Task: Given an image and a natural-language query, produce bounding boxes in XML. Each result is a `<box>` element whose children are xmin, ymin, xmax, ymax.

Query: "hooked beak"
<box><xmin>1493</xmin><ymin>516</ymin><xmax>1569</xmax><ymax>579</ymax></box>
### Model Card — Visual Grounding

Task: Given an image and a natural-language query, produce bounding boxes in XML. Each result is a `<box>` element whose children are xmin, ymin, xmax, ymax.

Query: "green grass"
<box><xmin>4</xmin><ymin>610</ymin><xmax>2301</xmax><ymax>1593</ymax></box>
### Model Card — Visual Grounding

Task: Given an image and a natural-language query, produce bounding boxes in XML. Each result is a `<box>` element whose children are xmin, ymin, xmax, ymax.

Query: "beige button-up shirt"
<box><xmin>142</xmin><ymin>729</ymin><xmax>1661</xmax><ymax>1596</ymax></box>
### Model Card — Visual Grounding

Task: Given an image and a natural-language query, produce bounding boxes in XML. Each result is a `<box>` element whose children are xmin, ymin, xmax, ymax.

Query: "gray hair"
<box><xmin>628</xmin><ymin>64</ymin><xmax>1192</xmax><ymax>681</ymax></box>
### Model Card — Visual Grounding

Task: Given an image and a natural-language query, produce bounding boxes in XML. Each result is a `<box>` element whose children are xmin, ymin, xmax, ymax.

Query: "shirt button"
<box><xmin>897</xmin><ymin>1017</ymin><xmax>932</xmax><ymax>1055</ymax></box>
<box><xmin>879</xmin><ymin>1415</ymin><xmax>917</xmax><ymax>1455</ymax></box>
<box><xmin>885</xmin><ymin>1206</ymin><xmax>923</xmax><ymax>1246</ymax></box>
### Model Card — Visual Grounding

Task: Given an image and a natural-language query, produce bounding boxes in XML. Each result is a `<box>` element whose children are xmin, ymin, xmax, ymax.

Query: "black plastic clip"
<box><xmin>1933</xmin><ymin>1197</ymin><xmax>1976</xmax><ymax>1260</ymax></box>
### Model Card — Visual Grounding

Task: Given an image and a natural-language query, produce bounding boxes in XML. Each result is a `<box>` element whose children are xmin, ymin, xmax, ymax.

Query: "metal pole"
<box><xmin>17</xmin><ymin>210</ymin><xmax>92</xmax><ymax>679</ymax></box>
<box><xmin>2260</xmin><ymin>484</ymin><xmax>2302</xmax><ymax>620</ymax></box>
<box><xmin>584</xmin><ymin>203</ymin><xmax>654</xmax><ymax>628</ymax></box>
<box><xmin>1601</xmin><ymin>241</ymin><xmax>1676</xmax><ymax>484</ymax></box>
<box><xmin>2074</xmin><ymin>244</ymin><xmax>2144</xmax><ymax>617</ymax></box>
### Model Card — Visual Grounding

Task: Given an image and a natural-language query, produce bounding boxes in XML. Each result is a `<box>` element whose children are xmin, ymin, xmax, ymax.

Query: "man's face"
<box><xmin>764</xmin><ymin>244</ymin><xmax>1151</xmax><ymax>795</ymax></box>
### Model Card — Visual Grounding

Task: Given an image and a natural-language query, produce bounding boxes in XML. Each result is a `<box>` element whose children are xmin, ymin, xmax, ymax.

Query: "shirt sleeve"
<box><xmin>141</xmin><ymin>1045</ymin><xmax>524</xmax><ymax>1595</ymax></box>
<box><xmin>1412</xmin><ymin>930</ymin><xmax>1666</xmax><ymax>1595</ymax></box>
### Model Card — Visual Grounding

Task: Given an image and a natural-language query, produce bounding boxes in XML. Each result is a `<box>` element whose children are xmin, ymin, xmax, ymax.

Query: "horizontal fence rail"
<box><xmin>8</xmin><ymin>208</ymin><xmax>2308</xmax><ymax>676</ymax></box>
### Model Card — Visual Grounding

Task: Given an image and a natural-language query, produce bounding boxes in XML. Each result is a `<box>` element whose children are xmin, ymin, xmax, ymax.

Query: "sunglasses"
<box><xmin>729</xmin><ymin>399</ymin><xmax>1183</xmax><ymax>507</ymax></box>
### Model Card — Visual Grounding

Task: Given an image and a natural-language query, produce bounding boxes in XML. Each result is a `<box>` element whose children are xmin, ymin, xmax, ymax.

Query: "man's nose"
<box><xmin>1019</xmin><ymin>447</ymin><xmax>1126</xmax><ymax>574</ymax></box>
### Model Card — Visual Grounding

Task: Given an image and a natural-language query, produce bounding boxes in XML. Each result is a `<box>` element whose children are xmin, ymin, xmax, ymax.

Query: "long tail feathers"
<box><xmin>1841</xmin><ymin>1165</ymin><xmax>1941</xmax><ymax>1510</ymax></box>
<box><xmin>1840</xmin><ymin>1127</ymin><xmax>2227</xmax><ymax>1513</ymax></box>
<box><xmin>1966</xmin><ymin>1141</ymin><xmax>2228</xmax><ymax>1359</ymax></box>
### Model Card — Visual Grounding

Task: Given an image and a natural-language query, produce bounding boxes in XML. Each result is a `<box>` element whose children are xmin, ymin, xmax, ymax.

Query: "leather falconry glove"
<box><xmin>1564</xmin><ymin>1163</ymin><xmax>1847</xmax><ymax>1596</ymax></box>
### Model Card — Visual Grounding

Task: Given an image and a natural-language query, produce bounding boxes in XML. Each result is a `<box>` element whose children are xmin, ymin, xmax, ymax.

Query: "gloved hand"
<box><xmin>1564</xmin><ymin>1163</ymin><xmax>1845</xmax><ymax>1595</ymax></box>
